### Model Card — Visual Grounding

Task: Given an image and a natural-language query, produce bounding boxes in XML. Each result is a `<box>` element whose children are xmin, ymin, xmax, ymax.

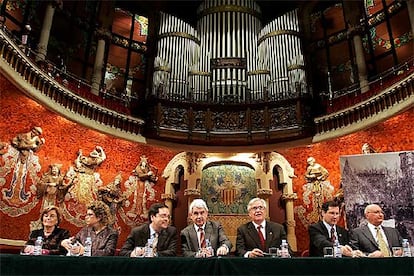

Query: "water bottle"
<box><xmin>333</xmin><ymin>240</ymin><xmax>342</xmax><ymax>258</ymax></box>
<box><xmin>84</xmin><ymin>237</ymin><xmax>92</xmax><ymax>257</ymax></box>
<box><xmin>33</xmin><ymin>236</ymin><xmax>43</xmax><ymax>256</ymax></box>
<box><xmin>280</xmin><ymin>239</ymin><xmax>290</xmax><ymax>258</ymax></box>
<box><xmin>205</xmin><ymin>239</ymin><xmax>214</xmax><ymax>257</ymax></box>
<box><xmin>402</xmin><ymin>239</ymin><xmax>412</xmax><ymax>257</ymax></box>
<box><xmin>144</xmin><ymin>238</ymin><xmax>154</xmax><ymax>257</ymax></box>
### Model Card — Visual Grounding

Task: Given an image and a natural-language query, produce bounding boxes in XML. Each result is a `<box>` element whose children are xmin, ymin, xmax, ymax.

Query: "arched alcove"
<box><xmin>162</xmin><ymin>151</ymin><xmax>298</xmax><ymax>252</ymax></box>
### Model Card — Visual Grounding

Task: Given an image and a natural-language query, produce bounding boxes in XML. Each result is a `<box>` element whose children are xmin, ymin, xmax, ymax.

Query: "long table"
<box><xmin>1</xmin><ymin>254</ymin><xmax>413</xmax><ymax>276</ymax></box>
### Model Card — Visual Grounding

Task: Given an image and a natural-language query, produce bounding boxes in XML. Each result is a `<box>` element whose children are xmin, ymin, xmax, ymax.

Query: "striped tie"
<box><xmin>330</xmin><ymin>226</ymin><xmax>336</xmax><ymax>243</ymax></box>
<box><xmin>199</xmin><ymin>228</ymin><xmax>206</xmax><ymax>248</ymax></box>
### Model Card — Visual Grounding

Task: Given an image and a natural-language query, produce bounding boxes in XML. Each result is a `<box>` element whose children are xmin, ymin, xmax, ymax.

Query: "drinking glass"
<box><xmin>323</xmin><ymin>247</ymin><xmax>334</xmax><ymax>258</ymax></box>
<box><xmin>392</xmin><ymin>247</ymin><xmax>403</xmax><ymax>257</ymax></box>
<box><xmin>268</xmin><ymin>247</ymin><xmax>278</xmax><ymax>258</ymax></box>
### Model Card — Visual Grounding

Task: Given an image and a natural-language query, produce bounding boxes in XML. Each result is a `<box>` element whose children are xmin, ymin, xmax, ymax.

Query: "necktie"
<box><xmin>330</xmin><ymin>226</ymin><xmax>336</xmax><ymax>243</ymax></box>
<box><xmin>257</xmin><ymin>225</ymin><xmax>265</xmax><ymax>250</ymax></box>
<box><xmin>152</xmin><ymin>232</ymin><xmax>159</xmax><ymax>253</ymax></box>
<box><xmin>199</xmin><ymin>228</ymin><xmax>206</xmax><ymax>248</ymax></box>
<box><xmin>375</xmin><ymin>227</ymin><xmax>390</xmax><ymax>257</ymax></box>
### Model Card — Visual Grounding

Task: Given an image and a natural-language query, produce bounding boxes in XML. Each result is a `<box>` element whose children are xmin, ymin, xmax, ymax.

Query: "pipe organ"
<box><xmin>152</xmin><ymin>0</ymin><xmax>307</xmax><ymax>104</ymax></box>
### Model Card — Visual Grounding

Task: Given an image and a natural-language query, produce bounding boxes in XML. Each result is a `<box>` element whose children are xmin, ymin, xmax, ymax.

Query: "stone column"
<box><xmin>343</xmin><ymin>1</ymin><xmax>369</xmax><ymax>93</ymax></box>
<box><xmin>36</xmin><ymin>2</ymin><xmax>58</xmax><ymax>62</ymax></box>
<box><xmin>91</xmin><ymin>28</ymin><xmax>111</xmax><ymax>95</ymax></box>
<box><xmin>352</xmin><ymin>29</ymin><xmax>369</xmax><ymax>93</ymax></box>
<box><xmin>406</xmin><ymin>0</ymin><xmax>414</xmax><ymax>35</ymax></box>
<box><xmin>281</xmin><ymin>192</ymin><xmax>298</xmax><ymax>252</ymax></box>
<box><xmin>161</xmin><ymin>193</ymin><xmax>175</xmax><ymax>216</ymax></box>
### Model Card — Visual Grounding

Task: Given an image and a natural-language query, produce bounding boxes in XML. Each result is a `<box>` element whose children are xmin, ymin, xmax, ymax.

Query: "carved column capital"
<box><xmin>281</xmin><ymin>193</ymin><xmax>298</xmax><ymax>201</ymax></box>
<box><xmin>95</xmin><ymin>27</ymin><xmax>112</xmax><ymax>41</ymax></box>
<box><xmin>257</xmin><ymin>188</ymin><xmax>273</xmax><ymax>198</ymax></box>
<box><xmin>347</xmin><ymin>24</ymin><xmax>364</xmax><ymax>38</ymax></box>
<box><xmin>184</xmin><ymin>188</ymin><xmax>201</xmax><ymax>197</ymax></box>
<box><xmin>161</xmin><ymin>193</ymin><xmax>175</xmax><ymax>201</ymax></box>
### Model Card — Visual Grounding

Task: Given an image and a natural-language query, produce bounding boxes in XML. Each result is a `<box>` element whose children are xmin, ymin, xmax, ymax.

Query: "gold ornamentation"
<box><xmin>154</xmin><ymin>66</ymin><xmax>171</xmax><ymax>73</ymax></box>
<box><xmin>287</xmin><ymin>64</ymin><xmax>305</xmax><ymax>71</ymax></box>
<box><xmin>198</xmin><ymin>5</ymin><xmax>261</xmax><ymax>19</ymax></box>
<box><xmin>189</xmin><ymin>70</ymin><xmax>211</xmax><ymax>76</ymax></box>
<box><xmin>258</xmin><ymin>30</ymin><xmax>300</xmax><ymax>44</ymax></box>
<box><xmin>247</xmin><ymin>70</ymin><xmax>270</xmax><ymax>76</ymax></box>
<box><xmin>159</xmin><ymin>32</ymin><xmax>200</xmax><ymax>44</ymax></box>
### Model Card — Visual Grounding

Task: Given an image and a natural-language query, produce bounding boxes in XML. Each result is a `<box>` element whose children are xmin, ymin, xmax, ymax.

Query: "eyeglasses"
<box><xmin>367</xmin><ymin>210</ymin><xmax>384</xmax><ymax>214</ymax></box>
<box><xmin>250</xmin><ymin>206</ymin><xmax>265</xmax><ymax>211</ymax></box>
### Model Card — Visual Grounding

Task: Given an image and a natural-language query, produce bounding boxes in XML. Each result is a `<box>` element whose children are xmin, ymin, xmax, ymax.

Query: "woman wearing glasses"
<box><xmin>61</xmin><ymin>200</ymin><xmax>118</xmax><ymax>256</ymax></box>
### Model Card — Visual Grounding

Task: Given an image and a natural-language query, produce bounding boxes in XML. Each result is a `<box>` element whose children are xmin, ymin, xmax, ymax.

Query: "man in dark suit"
<box><xmin>350</xmin><ymin>204</ymin><xmax>402</xmax><ymax>257</ymax></box>
<box><xmin>236</xmin><ymin>197</ymin><xmax>290</xmax><ymax>257</ymax></box>
<box><xmin>180</xmin><ymin>199</ymin><xmax>232</xmax><ymax>257</ymax></box>
<box><xmin>119</xmin><ymin>203</ymin><xmax>177</xmax><ymax>257</ymax></box>
<box><xmin>308</xmin><ymin>200</ymin><xmax>354</xmax><ymax>257</ymax></box>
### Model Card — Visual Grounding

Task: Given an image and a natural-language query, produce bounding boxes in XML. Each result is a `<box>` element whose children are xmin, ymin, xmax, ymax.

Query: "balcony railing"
<box><xmin>0</xmin><ymin>27</ymin><xmax>145</xmax><ymax>139</ymax></box>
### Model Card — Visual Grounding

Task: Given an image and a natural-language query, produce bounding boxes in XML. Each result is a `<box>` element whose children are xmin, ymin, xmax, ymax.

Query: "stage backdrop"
<box><xmin>340</xmin><ymin>151</ymin><xmax>414</xmax><ymax>244</ymax></box>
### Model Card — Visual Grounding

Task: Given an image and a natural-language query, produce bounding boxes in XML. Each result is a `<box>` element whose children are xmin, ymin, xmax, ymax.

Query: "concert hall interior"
<box><xmin>0</xmin><ymin>0</ymin><xmax>413</xmax><ymax>257</ymax></box>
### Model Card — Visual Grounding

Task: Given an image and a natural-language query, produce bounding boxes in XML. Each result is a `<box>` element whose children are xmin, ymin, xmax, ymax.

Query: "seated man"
<box><xmin>180</xmin><ymin>199</ymin><xmax>232</xmax><ymax>257</ymax></box>
<box><xmin>308</xmin><ymin>200</ymin><xmax>353</xmax><ymax>257</ymax></box>
<box><xmin>119</xmin><ymin>203</ymin><xmax>177</xmax><ymax>257</ymax></box>
<box><xmin>236</xmin><ymin>198</ymin><xmax>291</xmax><ymax>257</ymax></box>
<box><xmin>350</xmin><ymin>204</ymin><xmax>402</xmax><ymax>257</ymax></box>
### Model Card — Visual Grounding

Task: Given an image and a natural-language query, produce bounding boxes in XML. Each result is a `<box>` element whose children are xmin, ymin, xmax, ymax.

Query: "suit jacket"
<box><xmin>119</xmin><ymin>224</ymin><xmax>177</xmax><ymax>256</ymax></box>
<box><xmin>180</xmin><ymin>220</ymin><xmax>232</xmax><ymax>257</ymax></box>
<box><xmin>349</xmin><ymin>225</ymin><xmax>402</xmax><ymax>255</ymax></box>
<box><xmin>308</xmin><ymin>221</ymin><xmax>350</xmax><ymax>257</ymax></box>
<box><xmin>236</xmin><ymin>220</ymin><xmax>289</xmax><ymax>257</ymax></box>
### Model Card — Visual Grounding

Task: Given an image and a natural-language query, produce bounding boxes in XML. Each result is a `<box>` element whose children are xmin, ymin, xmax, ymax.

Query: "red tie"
<box><xmin>330</xmin><ymin>227</ymin><xmax>336</xmax><ymax>243</ymax></box>
<box><xmin>257</xmin><ymin>225</ymin><xmax>265</xmax><ymax>250</ymax></box>
<box><xmin>199</xmin><ymin>228</ymin><xmax>206</xmax><ymax>248</ymax></box>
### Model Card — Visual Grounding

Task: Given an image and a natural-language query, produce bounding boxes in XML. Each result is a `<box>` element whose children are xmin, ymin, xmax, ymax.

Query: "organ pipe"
<box><xmin>153</xmin><ymin>1</ymin><xmax>307</xmax><ymax>103</ymax></box>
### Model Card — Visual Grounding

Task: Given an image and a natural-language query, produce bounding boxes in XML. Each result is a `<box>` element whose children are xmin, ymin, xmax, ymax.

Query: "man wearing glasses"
<box><xmin>120</xmin><ymin>203</ymin><xmax>177</xmax><ymax>257</ymax></box>
<box><xmin>350</xmin><ymin>204</ymin><xmax>403</xmax><ymax>257</ymax></box>
<box><xmin>236</xmin><ymin>198</ymin><xmax>290</xmax><ymax>257</ymax></box>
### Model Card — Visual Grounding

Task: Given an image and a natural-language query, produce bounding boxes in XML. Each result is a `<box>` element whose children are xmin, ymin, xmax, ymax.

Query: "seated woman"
<box><xmin>61</xmin><ymin>201</ymin><xmax>118</xmax><ymax>256</ymax></box>
<box><xmin>23</xmin><ymin>205</ymin><xmax>70</xmax><ymax>255</ymax></box>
